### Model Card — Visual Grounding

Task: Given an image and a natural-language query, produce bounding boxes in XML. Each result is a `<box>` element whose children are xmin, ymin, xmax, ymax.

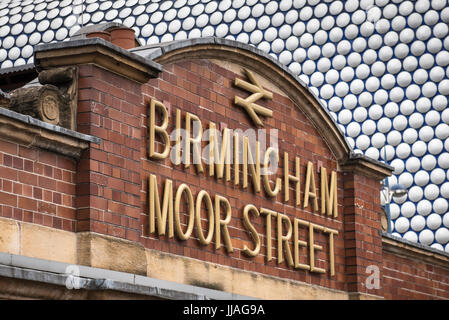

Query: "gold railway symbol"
<box><xmin>234</xmin><ymin>69</ymin><xmax>273</xmax><ymax>127</ymax></box>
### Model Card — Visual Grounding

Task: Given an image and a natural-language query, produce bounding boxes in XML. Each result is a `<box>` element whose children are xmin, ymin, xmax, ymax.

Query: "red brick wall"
<box><xmin>140</xmin><ymin>59</ymin><xmax>352</xmax><ymax>290</ymax></box>
<box><xmin>383</xmin><ymin>249</ymin><xmax>449</xmax><ymax>299</ymax></box>
<box><xmin>0</xmin><ymin>138</ymin><xmax>76</xmax><ymax>231</ymax></box>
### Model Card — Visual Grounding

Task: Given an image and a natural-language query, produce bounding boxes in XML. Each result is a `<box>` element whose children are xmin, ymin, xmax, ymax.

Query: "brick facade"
<box><xmin>0</xmin><ymin>139</ymin><xmax>76</xmax><ymax>232</ymax></box>
<box><xmin>382</xmin><ymin>239</ymin><xmax>449</xmax><ymax>300</ymax></box>
<box><xmin>0</xmin><ymin>39</ymin><xmax>448</xmax><ymax>299</ymax></box>
<box><xmin>140</xmin><ymin>59</ymin><xmax>345</xmax><ymax>289</ymax></box>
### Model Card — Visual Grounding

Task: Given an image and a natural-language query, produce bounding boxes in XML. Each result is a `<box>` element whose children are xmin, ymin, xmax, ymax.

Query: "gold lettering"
<box><xmin>304</xmin><ymin>161</ymin><xmax>318</xmax><ymax>211</ymax></box>
<box><xmin>234</xmin><ymin>133</ymin><xmax>240</xmax><ymax>186</ymax></box>
<box><xmin>173</xmin><ymin>108</ymin><xmax>182</xmax><ymax>165</ymax></box>
<box><xmin>324</xmin><ymin>228</ymin><xmax>338</xmax><ymax>276</ymax></box>
<box><xmin>293</xmin><ymin>218</ymin><xmax>310</xmax><ymax>270</ymax></box>
<box><xmin>149</xmin><ymin>99</ymin><xmax>170</xmax><ymax>159</ymax></box>
<box><xmin>284</xmin><ymin>152</ymin><xmax>300</xmax><ymax>205</ymax></box>
<box><xmin>214</xmin><ymin>195</ymin><xmax>233</xmax><ymax>253</ymax></box>
<box><xmin>243</xmin><ymin>136</ymin><xmax>261</xmax><ymax>192</ymax></box>
<box><xmin>209</xmin><ymin>123</ymin><xmax>231</xmax><ymax>181</ymax></box>
<box><xmin>277</xmin><ymin>213</ymin><xmax>294</xmax><ymax>267</ymax></box>
<box><xmin>263</xmin><ymin>147</ymin><xmax>281</xmax><ymax>197</ymax></box>
<box><xmin>174</xmin><ymin>183</ymin><xmax>195</xmax><ymax>240</ymax></box>
<box><xmin>146</xmin><ymin>95</ymin><xmax>342</xmax><ymax>276</ymax></box>
<box><xmin>260</xmin><ymin>208</ymin><xmax>278</xmax><ymax>262</ymax></box>
<box><xmin>149</xmin><ymin>174</ymin><xmax>173</xmax><ymax>237</ymax></box>
<box><xmin>309</xmin><ymin>223</ymin><xmax>326</xmax><ymax>274</ymax></box>
<box><xmin>321</xmin><ymin>167</ymin><xmax>338</xmax><ymax>218</ymax></box>
<box><xmin>242</xmin><ymin>204</ymin><xmax>261</xmax><ymax>257</ymax></box>
<box><xmin>185</xmin><ymin>112</ymin><xmax>204</xmax><ymax>173</ymax></box>
<box><xmin>208</xmin><ymin>122</ymin><xmax>216</xmax><ymax>177</ymax></box>
<box><xmin>195</xmin><ymin>190</ymin><xmax>214</xmax><ymax>245</ymax></box>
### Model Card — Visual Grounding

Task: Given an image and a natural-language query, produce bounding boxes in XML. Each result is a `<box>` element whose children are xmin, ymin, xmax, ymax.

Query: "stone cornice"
<box><xmin>34</xmin><ymin>38</ymin><xmax>162</xmax><ymax>84</ymax></box>
<box><xmin>0</xmin><ymin>107</ymin><xmax>99</xmax><ymax>159</ymax></box>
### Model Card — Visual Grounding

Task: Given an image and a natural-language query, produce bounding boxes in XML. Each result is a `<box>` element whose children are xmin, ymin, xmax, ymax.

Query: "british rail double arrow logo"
<box><xmin>234</xmin><ymin>69</ymin><xmax>273</xmax><ymax>127</ymax></box>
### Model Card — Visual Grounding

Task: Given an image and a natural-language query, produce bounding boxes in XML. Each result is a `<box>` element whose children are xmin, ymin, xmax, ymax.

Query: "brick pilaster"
<box><xmin>33</xmin><ymin>39</ymin><xmax>161</xmax><ymax>242</ymax></box>
<box><xmin>76</xmin><ymin>64</ymin><xmax>146</xmax><ymax>242</ymax></box>
<box><xmin>342</xmin><ymin>171</ymin><xmax>385</xmax><ymax>298</ymax></box>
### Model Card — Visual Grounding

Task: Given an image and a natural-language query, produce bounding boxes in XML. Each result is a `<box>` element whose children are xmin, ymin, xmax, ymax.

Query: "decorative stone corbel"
<box><xmin>38</xmin><ymin>66</ymin><xmax>79</xmax><ymax>131</ymax></box>
<box><xmin>8</xmin><ymin>66</ymin><xmax>78</xmax><ymax>131</ymax></box>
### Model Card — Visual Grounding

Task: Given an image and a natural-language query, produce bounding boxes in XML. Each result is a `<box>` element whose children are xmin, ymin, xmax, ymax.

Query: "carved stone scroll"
<box><xmin>9</xmin><ymin>85</ymin><xmax>67</xmax><ymax>126</ymax></box>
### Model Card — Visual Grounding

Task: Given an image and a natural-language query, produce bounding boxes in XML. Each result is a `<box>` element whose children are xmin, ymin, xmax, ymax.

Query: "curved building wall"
<box><xmin>0</xmin><ymin>0</ymin><xmax>448</xmax><ymax>252</ymax></box>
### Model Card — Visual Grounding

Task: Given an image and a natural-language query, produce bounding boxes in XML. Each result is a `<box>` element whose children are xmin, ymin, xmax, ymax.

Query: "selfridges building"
<box><xmin>0</xmin><ymin>0</ymin><xmax>448</xmax><ymax>253</ymax></box>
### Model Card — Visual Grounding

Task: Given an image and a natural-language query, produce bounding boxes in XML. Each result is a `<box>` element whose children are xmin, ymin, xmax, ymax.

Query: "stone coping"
<box><xmin>0</xmin><ymin>107</ymin><xmax>100</xmax><ymax>144</ymax></box>
<box><xmin>34</xmin><ymin>38</ymin><xmax>162</xmax><ymax>84</ymax></box>
<box><xmin>0</xmin><ymin>106</ymin><xmax>100</xmax><ymax>158</ymax></box>
<box><xmin>382</xmin><ymin>231</ymin><xmax>449</xmax><ymax>269</ymax></box>
<box><xmin>34</xmin><ymin>38</ymin><xmax>162</xmax><ymax>73</ymax></box>
<box><xmin>382</xmin><ymin>232</ymin><xmax>449</xmax><ymax>259</ymax></box>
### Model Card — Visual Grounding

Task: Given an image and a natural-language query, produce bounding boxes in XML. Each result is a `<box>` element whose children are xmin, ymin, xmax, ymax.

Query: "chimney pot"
<box><xmin>109</xmin><ymin>27</ymin><xmax>136</xmax><ymax>50</ymax></box>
